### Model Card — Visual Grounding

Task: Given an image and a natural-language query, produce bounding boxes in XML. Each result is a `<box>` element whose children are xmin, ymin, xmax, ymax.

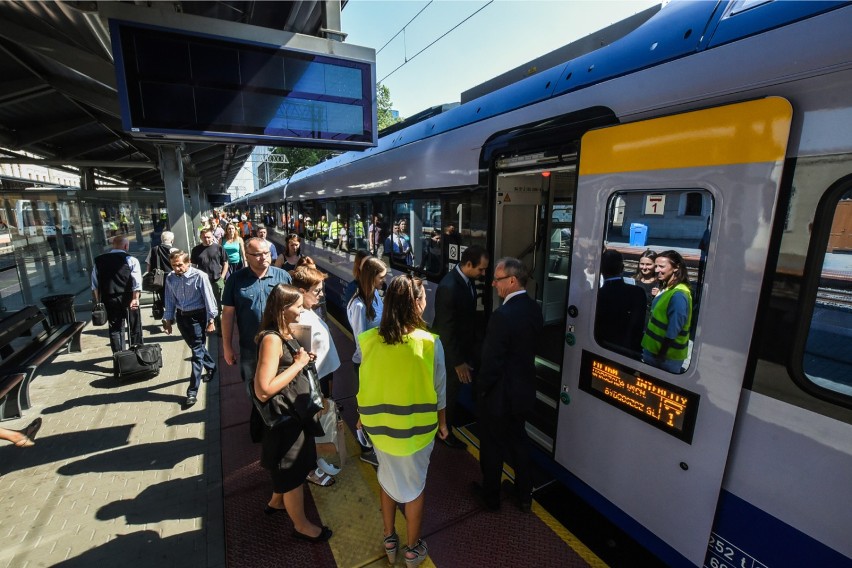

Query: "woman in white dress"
<box><xmin>357</xmin><ymin>274</ymin><xmax>447</xmax><ymax>567</ymax></box>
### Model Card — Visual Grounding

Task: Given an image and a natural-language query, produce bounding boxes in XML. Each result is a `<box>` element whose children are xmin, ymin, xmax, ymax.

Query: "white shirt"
<box><xmin>298</xmin><ymin>308</ymin><xmax>341</xmax><ymax>379</ymax></box>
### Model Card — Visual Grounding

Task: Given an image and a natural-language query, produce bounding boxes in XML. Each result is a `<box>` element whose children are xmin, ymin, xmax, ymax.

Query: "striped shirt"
<box><xmin>163</xmin><ymin>266</ymin><xmax>218</xmax><ymax>322</ymax></box>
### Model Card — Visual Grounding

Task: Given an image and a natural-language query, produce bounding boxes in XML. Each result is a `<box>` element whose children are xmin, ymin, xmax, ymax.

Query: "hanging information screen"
<box><xmin>579</xmin><ymin>350</ymin><xmax>699</xmax><ymax>443</ymax></box>
<box><xmin>110</xmin><ymin>20</ymin><xmax>377</xmax><ymax>149</ymax></box>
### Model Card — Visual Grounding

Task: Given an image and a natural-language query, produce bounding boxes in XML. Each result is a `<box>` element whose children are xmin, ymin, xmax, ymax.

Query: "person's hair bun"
<box><xmin>297</xmin><ymin>256</ymin><xmax>316</xmax><ymax>268</ymax></box>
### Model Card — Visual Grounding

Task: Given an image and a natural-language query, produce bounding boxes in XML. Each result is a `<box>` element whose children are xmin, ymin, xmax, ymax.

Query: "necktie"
<box><xmin>469</xmin><ymin>279</ymin><xmax>477</xmax><ymax>300</ymax></box>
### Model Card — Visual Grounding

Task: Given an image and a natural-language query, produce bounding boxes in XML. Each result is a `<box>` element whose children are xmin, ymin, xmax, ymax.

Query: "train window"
<box><xmin>348</xmin><ymin>201</ymin><xmax>370</xmax><ymax>252</ymax></box>
<box><xmin>387</xmin><ymin>198</ymin><xmax>442</xmax><ymax>277</ymax></box>
<box><xmin>802</xmin><ymin>188</ymin><xmax>852</xmax><ymax>397</ymax></box>
<box><xmin>443</xmin><ymin>193</ymin><xmax>488</xmax><ymax>270</ymax></box>
<box><xmin>597</xmin><ymin>189</ymin><xmax>713</xmax><ymax>373</ymax></box>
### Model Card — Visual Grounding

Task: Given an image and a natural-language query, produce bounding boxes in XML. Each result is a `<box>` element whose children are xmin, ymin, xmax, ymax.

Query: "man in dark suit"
<box><xmin>475</xmin><ymin>257</ymin><xmax>543</xmax><ymax>511</ymax></box>
<box><xmin>595</xmin><ymin>249</ymin><xmax>647</xmax><ymax>356</ymax></box>
<box><xmin>431</xmin><ymin>245</ymin><xmax>489</xmax><ymax>449</ymax></box>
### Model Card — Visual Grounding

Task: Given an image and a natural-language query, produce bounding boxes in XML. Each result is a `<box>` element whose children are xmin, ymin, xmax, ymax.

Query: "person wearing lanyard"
<box><xmin>162</xmin><ymin>250</ymin><xmax>218</xmax><ymax>408</ymax></box>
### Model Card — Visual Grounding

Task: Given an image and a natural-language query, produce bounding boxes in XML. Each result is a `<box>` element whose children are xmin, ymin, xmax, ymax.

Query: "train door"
<box><xmin>555</xmin><ymin>98</ymin><xmax>792</xmax><ymax>566</ymax></box>
<box><xmin>493</xmin><ymin>163</ymin><xmax>576</xmax><ymax>451</ymax></box>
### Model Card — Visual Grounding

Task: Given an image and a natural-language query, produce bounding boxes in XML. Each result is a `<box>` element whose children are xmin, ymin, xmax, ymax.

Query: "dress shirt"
<box><xmin>503</xmin><ymin>289</ymin><xmax>527</xmax><ymax>304</ymax></box>
<box><xmin>163</xmin><ymin>266</ymin><xmax>218</xmax><ymax>322</ymax></box>
<box><xmin>90</xmin><ymin>249</ymin><xmax>142</xmax><ymax>292</ymax></box>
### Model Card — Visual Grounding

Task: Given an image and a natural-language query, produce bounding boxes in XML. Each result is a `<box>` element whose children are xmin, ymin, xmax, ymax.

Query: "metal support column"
<box><xmin>158</xmin><ymin>145</ymin><xmax>191</xmax><ymax>252</ymax></box>
<box><xmin>187</xmin><ymin>176</ymin><xmax>203</xmax><ymax>246</ymax></box>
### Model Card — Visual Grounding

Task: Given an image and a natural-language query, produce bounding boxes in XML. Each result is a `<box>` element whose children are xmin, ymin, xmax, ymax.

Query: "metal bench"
<box><xmin>0</xmin><ymin>306</ymin><xmax>85</xmax><ymax>420</ymax></box>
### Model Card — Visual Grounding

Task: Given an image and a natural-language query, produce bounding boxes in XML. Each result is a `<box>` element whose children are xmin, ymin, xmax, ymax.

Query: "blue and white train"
<box><xmin>232</xmin><ymin>2</ymin><xmax>852</xmax><ymax>566</ymax></box>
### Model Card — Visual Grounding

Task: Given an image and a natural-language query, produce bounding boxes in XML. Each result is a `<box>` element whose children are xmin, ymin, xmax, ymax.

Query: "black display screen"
<box><xmin>110</xmin><ymin>20</ymin><xmax>376</xmax><ymax>148</ymax></box>
<box><xmin>579</xmin><ymin>350</ymin><xmax>699</xmax><ymax>443</ymax></box>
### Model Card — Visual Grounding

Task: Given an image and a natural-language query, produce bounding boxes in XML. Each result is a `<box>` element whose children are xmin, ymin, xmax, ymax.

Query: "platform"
<box><xmin>0</xmin><ymin>290</ymin><xmax>612</xmax><ymax>568</ymax></box>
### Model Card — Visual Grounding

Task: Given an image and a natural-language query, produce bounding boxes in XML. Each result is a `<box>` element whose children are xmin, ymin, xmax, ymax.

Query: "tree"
<box><xmin>377</xmin><ymin>84</ymin><xmax>402</xmax><ymax>131</ymax></box>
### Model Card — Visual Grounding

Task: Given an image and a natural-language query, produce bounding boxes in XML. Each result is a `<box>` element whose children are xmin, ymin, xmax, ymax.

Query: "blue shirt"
<box><xmin>163</xmin><ymin>266</ymin><xmax>218</xmax><ymax>322</ymax></box>
<box><xmin>222</xmin><ymin>266</ymin><xmax>292</xmax><ymax>351</ymax></box>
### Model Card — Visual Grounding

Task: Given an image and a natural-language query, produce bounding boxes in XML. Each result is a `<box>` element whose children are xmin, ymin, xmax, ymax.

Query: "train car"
<box><xmin>231</xmin><ymin>2</ymin><xmax>852</xmax><ymax>566</ymax></box>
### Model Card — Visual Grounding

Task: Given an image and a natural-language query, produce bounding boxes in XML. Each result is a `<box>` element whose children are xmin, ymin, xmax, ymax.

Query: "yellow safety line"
<box><xmin>328</xmin><ymin>312</ymin><xmax>353</xmax><ymax>339</ymax></box>
<box><xmin>458</xmin><ymin>426</ymin><xmax>609</xmax><ymax>568</ymax></box>
<box><xmin>325</xmin><ymin>315</ymin><xmax>603</xmax><ymax>567</ymax></box>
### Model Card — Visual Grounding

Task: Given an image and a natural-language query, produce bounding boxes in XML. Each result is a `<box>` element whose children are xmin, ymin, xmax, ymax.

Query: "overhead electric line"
<box><xmin>378</xmin><ymin>1</ymin><xmax>493</xmax><ymax>85</ymax></box>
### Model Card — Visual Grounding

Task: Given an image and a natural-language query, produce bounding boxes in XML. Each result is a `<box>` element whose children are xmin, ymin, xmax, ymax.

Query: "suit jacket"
<box><xmin>431</xmin><ymin>268</ymin><xmax>478</xmax><ymax>370</ymax></box>
<box><xmin>477</xmin><ymin>292</ymin><xmax>543</xmax><ymax>416</ymax></box>
<box><xmin>595</xmin><ymin>278</ymin><xmax>647</xmax><ymax>355</ymax></box>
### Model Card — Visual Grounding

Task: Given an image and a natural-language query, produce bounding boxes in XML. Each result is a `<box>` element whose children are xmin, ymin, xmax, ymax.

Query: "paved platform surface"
<box><xmin>0</xmin><ymin>291</ymin><xmax>224</xmax><ymax>568</ymax></box>
<box><xmin>0</xmin><ymin>281</ymin><xmax>606</xmax><ymax>568</ymax></box>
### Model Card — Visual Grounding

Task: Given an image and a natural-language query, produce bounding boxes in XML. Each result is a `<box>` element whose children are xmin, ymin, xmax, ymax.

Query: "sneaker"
<box><xmin>360</xmin><ymin>449</ymin><xmax>379</xmax><ymax>466</ymax></box>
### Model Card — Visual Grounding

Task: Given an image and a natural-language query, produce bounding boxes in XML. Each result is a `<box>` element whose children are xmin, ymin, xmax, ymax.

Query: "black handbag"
<box><xmin>142</xmin><ymin>269</ymin><xmax>165</xmax><ymax>292</ymax></box>
<box><xmin>142</xmin><ymin>250</ymin><xmax>166</xmax><ymax>292</ymax></box>
<box><xmin>248</xmin><ymin>333</ymin><xmax>324</xmax><ymax>435</ymax></box>
<box><xmin>92</xmin><ymin>302</ymin><xmax>107</xmax><ymax>326</ymax></box>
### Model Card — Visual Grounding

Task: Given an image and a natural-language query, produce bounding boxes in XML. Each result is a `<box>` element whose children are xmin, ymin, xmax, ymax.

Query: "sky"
<box><xmin>230</xmin><ymin>0</ymin><xmax>660</xmax><ymax>192</ymax></box>
<box><xmin>342</xmin><ymin>0</ymin><xmax>660</xmax><ymax>118</ymax></box>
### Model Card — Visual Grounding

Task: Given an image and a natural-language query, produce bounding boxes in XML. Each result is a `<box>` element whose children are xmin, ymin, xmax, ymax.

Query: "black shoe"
<box><xmin>441</xmin><ymin>433</ymin><xmax>467</xmax><ymax>449</ymax></box>
<box><xmin>292</xmin><ymin>525</ymin><xmax>332</xmax><ymax>543</ymax></box>
<box><xmin>264</xmin><ymin>504</ymin><xmax>284</xmax><ymax>515</ymax></box>
<box><xmin>359</xmin><ymin>449</ymin><xmax>379</xmax><ymax>467</ymax></box>
<box><xmin>185</xmin><ymin>394</ymin><xmax>197</xmax><ymax>407</ymax></box>
<box><xmin>203</xmin><ymin>368</ymin><xmax>216</xmax><ymax>383</ymax></box>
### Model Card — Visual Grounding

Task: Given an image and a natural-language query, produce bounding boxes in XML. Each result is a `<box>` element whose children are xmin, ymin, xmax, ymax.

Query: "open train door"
<box><xmin>555</xmin><ymin>98</ymin><xmax>792</xmax><ymax>566</ymax></box>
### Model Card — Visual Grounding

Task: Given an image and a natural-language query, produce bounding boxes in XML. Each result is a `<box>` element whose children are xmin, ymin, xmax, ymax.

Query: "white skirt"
<box><xmin>374</xmin><ymin>439</ymin><xmax>435</xmax><ymax>503</ymax></box>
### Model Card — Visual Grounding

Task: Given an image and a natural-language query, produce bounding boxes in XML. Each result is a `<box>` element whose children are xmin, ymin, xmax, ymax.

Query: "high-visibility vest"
<box><xmin>357</xmin><ymin>328</ymin><xmax>438</xmax><ymax>456</ymax></box>
<box><xmin>641</xmin><ymin>283</ymin><xmax>692</xmax><ymax>360</ymax></box>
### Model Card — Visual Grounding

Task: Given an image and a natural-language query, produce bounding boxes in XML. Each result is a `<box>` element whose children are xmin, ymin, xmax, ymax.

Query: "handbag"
<box><xmin>248</xmin><ymin>333</ymin><xmax>324</xmax><ymax>435</ymax></box>
<box><xmin>142</xmin><ymin>249</ymin><xmax>166</xmax><ymax>292</ymax></box>
<box><xmin>92</xmin><ymin>302</ymin><xmax>107</xmax><ymax>326</ymax></box>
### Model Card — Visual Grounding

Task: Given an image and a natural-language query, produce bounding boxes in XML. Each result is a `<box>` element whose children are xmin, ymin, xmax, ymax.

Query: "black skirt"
<box><xmin>260</xmin><ymin>418</ymin><xmax>317</xmax><ymax>493</ymax></box>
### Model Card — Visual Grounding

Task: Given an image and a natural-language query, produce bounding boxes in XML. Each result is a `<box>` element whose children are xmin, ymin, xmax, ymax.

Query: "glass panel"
<box><xmin>388</xmin><ymin>198</ymin><xmax>442</xmax><ymax>276</ymax></box>
<box><xmin>597</xmin><ymin>189</ymin><xmax>713</xmax><ymax>373</ymax></box>
<box><xmin>803</xmin><ymin>188</ymin><xmax>852</xmax><ymax>396</ymax></box>
<box><xmin>348</xmin><ymin>201</ymin><xmax>370</xmax><ymax>252</ymax></box>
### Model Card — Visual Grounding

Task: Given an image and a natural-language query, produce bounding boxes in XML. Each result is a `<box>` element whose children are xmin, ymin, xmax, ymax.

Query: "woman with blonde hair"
<box><xmin>346</xmin><ymin>255</ymin><xmax>387</xmax><ymax>466</ymax></box>
<box><xmin>290</xmin><ymin>257</ymin><xmax>342</xmax><ymax>485</ymax></box>
<box><xmin>251</xmin><ymin>284</ymin><xmax>331</xmax><ymax>541</ymax></box>
<box><xmin>222</xmin><ymin>223</ymin><xmax>245</xmax><ymax>277</ymax></box>
<box><xmin>357</xmin><ymin>274</ymin><xmax>447</xmax><ymax>567</ymax></box>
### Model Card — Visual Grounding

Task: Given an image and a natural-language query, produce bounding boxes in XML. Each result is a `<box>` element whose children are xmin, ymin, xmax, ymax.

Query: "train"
<box><xmin>230</xmin><ymin>2</ymin><xmax>852</xmax><ymax>566</ymax></box>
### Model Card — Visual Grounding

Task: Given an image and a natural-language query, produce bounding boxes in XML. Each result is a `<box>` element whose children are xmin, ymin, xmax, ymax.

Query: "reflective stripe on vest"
<box><xmin>641</xmin><ymin>283</ymin><xmax>692</xmax><ymax>360</ymax></box>
<box><xmin>357</xmin><ymin>328</ymin><xmax>438</xmax><ymax>456</ymax></box>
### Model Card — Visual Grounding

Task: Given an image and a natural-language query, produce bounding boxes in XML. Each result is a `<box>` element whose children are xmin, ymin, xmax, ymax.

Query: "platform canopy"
<box><xmin>0</xmin><ymin>1</ymin><xmax>344</xmax><ymax>195</ymax></box>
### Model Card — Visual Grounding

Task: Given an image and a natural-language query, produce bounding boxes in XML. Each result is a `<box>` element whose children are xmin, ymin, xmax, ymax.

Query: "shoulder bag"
<box><xmin>248</xmin><ymin>332</ymin><xmax>325</xmax><ymax>436</ymax></box>
<box><xmin>142</xmin><ymin>247</ymin><xmax>166</xmax><ymax>292</ymax></box>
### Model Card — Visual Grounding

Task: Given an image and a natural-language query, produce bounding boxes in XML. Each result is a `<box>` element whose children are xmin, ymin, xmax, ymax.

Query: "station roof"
<box><xmin>0</xmin><ymin>1</ymin><xmax>332</xmax><ymax>194</ymax></box>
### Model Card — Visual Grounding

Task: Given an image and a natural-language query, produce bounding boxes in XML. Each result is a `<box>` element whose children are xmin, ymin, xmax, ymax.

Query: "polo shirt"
<box><xmin>222</xmin><ymin>266</ymin><xmax>292</xmax><ymax>352</ymax></box>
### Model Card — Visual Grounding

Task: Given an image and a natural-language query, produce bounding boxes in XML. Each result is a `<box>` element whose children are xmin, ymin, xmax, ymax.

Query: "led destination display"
<box><xmin>579</xmin><ymin>351</ymin><xmax>699</xmax><ymax>443</ymax></box>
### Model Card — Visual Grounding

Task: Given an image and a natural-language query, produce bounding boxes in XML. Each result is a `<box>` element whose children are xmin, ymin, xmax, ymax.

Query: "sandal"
<box><xmin>307</xmin><ymin>467</ymin><xmax>335</xmax><ymax>487</ymax></box>
<box><xmin>383</xmin><ymin>531</ymin><xmax>399</xmax><ymax>565</ymax></box>
<box><xmin>404</xmin><ymin>539</ymin><xmax>428</xmax><ymax>567</ymax></box>
<box><xmin>14</xmin><ymin>417</ymin><xmax>42</xmax><ymax>448</ymax></box>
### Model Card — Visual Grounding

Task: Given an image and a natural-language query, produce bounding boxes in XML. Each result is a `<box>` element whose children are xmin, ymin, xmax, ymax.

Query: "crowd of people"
<box><xmin>88</xmin><ymin>210</ymin><xmax>695</xmax><ymax>565</ymax></box>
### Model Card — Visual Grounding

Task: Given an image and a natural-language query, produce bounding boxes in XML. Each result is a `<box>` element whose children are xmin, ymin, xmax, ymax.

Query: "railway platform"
<box><xmin>0</xmin><ymin>287</ymin><xmax>644</xmax><ymax>568</ymax></box>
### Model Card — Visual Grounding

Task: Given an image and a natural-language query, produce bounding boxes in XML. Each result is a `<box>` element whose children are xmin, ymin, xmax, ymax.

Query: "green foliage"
<box><xmin>377</xmin><ymin>84</ymin><xmax>402</xmax><ymax>131</ymax></box>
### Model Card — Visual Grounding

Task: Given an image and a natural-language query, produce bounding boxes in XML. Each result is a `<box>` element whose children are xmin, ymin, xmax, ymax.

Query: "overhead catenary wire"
<box><xmin>378</xmin><ymin>0</ymin><xmax>494</xmax><ymax>85</ymax></box>
<box><xmin>376</xmin><ymin>1</ymin><xmax>433</xmax><ymax>55</ymax></box>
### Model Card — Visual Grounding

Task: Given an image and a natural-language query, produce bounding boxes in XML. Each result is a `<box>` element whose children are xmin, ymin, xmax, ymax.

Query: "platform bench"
<box><xmin>0</xmin><ymin>306</ymin><xmax>85</xmax><ymax>420</ymax></box>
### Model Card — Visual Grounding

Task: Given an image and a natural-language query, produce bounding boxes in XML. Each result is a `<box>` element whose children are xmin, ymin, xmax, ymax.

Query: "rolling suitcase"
<box><xmin>113</xmin><ymin>311</ymin><xmax>162</xmax><ymax>380</ymax></box>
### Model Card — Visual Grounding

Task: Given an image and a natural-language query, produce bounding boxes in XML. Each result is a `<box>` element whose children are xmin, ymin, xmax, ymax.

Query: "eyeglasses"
<box><xmin>492</xmin><ymin>274</ymin><xmax>513</xmax><ymax>282</ymax></box>
<box><xmin>247</xmin><ymin>251</ymin><xmax>270</xmax><ymax>258</ymax></box>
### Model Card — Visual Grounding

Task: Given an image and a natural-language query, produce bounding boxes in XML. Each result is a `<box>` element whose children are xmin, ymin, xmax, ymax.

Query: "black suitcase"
<box><xmin>113</xmin><ymin>312</ymin><xmax>162</xmax><ymax>380</ymax></box>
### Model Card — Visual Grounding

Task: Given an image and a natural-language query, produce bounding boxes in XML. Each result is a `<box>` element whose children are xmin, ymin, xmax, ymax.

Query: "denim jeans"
<box><xmin>176</xmin><ymin>311</ymin><xmax>216</xmax><ymax>396</ymax></box>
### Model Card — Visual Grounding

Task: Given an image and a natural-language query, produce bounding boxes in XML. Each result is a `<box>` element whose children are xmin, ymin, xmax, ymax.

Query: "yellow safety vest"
<box><xmin>641</xmin><ymin>283</ymin><xmax>692</xmax><ymax>360</ymax></box>
<box><xmin>357</xmin><ymin>328</ymin><xmax>438</xmax><ymax>456</ymax></box>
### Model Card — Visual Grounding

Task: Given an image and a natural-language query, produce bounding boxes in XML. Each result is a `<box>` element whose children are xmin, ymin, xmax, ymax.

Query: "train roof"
<box><xmin>233</xmin><ymin>0</ymin><xmax>849</xmax><ymax>207</ymax></box>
